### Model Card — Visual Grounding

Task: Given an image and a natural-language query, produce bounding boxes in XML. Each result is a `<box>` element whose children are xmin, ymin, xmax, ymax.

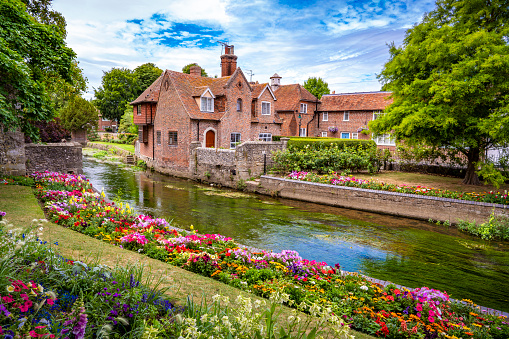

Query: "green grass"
<box><xmin>0</xmin><ymin>184</ymin><xmax>376</xmax><ymax>339</ymax></box>
<box><xmin>89</xmin><ymin>141</ymin><xmax>135</xmax><ymax>153</ymax></box>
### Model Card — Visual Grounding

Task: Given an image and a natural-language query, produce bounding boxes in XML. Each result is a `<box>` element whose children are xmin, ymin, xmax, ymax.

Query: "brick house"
<box><xmin>97</xmin><ymin>113</ymin><xmax>117</xmax><ymax>132</ymax></box>
<box><xmin>131</xmin><ymin>45</ymin><xmax>282</xmax><ymax>174</ymax></box>
<box><xmin>315</xmin><ymin>91</ymin><xmax>395</xmax><ymax>148</ymax></box>
<box><xmin>270</xmin><ymin>74</ymin><xmax>319</xmax><ymax>137</ymax></box>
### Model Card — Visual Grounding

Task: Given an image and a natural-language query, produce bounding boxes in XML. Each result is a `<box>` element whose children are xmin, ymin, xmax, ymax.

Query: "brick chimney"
<box><xmin>190</xmin><ymin>65</ymin><xmax>202</xmax><ymax>77</ymax></box>
<box><xmin>221</xmin><ymin>44</ymin><xmax>237</xmax><ymax>77</ymax></box>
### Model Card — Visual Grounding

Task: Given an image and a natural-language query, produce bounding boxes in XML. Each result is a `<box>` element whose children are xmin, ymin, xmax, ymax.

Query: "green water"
<box><xmin>83</xmin><ymin>158</ymin><xmax>509</xmax><ymax>312</ymax></box>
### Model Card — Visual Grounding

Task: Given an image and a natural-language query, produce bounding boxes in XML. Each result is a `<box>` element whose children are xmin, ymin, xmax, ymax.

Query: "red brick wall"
<box><xmin>98</xmin><ymin>119</ymin><xmax>116</xmax><ymax>131</ymax></box>
<box><xmin>278</xmin><ymin>101</ymin><xmax>316</xmax><ymax>137</ymax></box>
<box><xmin>133</xmin><ymin>103</ymin><xmax>156</xmax><ymax>125</ymax></box>
<box><xmin>251</xmin><ymin>88</ymin><xmax>281</xmax><ymax>139</ymax></box>
<box><xmin>311</xmin><ymin>110</ymin><xmax>373</xmax><ymax>139</ymax></box>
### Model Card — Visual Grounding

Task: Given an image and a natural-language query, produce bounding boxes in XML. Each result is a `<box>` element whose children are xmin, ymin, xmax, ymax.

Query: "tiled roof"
<box><xmin>274</xmin><ymin>84</ymin><xmax>317</xmax><ymax>112</ymax></box>
<box><xmin>251</xmin><ymin>83</ymin><xmax>269</xmax><ymax>98</ymax></box>
<box><xmin>319</xmin><ymin>92</ymin><xmax>393</xmax><ymax>111</ymax></box>
<box><xmin>130</xmin><ymin>74</ymin><xmax>163</xmax><ymax>104</ymax></box>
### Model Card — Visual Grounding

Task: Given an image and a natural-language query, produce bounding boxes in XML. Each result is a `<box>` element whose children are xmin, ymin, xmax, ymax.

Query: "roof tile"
<box><xmin>319</xmin><ymin>92</ymin><xmax>393</xmax><ymax>111</ymax></box>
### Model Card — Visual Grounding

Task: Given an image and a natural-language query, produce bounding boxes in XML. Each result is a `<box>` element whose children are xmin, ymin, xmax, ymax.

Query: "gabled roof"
<box><xmin>319</xmin><ymin>91</ymin><xmax>393</xmax><ymax>111</ymax></box>
<box><xmin>130</xmin><ymin>74</ymin><xmax>163</xmax><ymax>104</ymax></box>
<box><xmin>274</xmin><ymin>84</ymin><xmax>317</xmax><ymax>112</ymax></box>
<box><xmin>251</xmin><ymin>83</ymin><xmax>276</xmax><ymax>100</ymax></box>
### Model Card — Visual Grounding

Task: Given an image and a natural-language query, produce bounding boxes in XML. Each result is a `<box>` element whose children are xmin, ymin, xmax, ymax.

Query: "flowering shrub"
<box><xmin>26</xmin><ymin>171</ymin><xmax>509</xmax><ymax>339</ymax></box>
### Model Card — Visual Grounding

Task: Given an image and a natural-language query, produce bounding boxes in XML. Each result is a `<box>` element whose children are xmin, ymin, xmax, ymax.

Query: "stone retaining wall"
<box><xmin>258</xmin><ymin>176</ymin><xmax>508</xmax><ymax>224</ymax></box>
<box><xmin>25</xmin><ymin>143</ymin><xmax>82</xmax><ymax>174</ymax></box>
<box><xmin>0</xmin><ymin>131</ymin><xmax>26</xmax><ymax>176</ymax></box>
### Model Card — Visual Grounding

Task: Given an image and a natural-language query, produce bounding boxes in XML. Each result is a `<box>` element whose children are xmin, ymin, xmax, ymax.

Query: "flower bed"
<box><xmin>288</xmin><ymin>171</ymin><xmax>509</xmax><ymax>205</ymax></box>
<box><xmin>29</xmin><ymin>171</ymin><xmax>509</xmax><ymax>339</ymax></box>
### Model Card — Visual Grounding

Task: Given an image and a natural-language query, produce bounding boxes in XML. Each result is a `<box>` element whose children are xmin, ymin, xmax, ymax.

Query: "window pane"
<box><xmin>323</xmin><ymin>112</ymin><xmax>328</xmax><ymax>121</ymax></box>
<box><xmin>156</xmin><ymin>131</ymin><xmax>161</xmax><ymax>145</ymax></box>
<box><xmin>341</xmin><ymin>132</ymin><xmax>349</xmax><ymax>139</ymax></box>
<box><xmin>230</xmin><ymin>133</ymin><xmax>241</xmax><ymax>148</ymax></box>
<box><xmin>321</xmin><ymin>132</ymin><xmax>327</xmax><ymax>137</ymax></box>
<box><xmin>344</xmin><ymin>112</ymin><xmax>349</xmax><ymax>121</ymax></box>
<box><xmin>168</xmin><ymin>131</ymin><xmax>178</xmax><ymax>146</ymax></box>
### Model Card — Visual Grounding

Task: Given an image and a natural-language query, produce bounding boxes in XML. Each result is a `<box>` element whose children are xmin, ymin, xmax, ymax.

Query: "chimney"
<box><xmin>220</xmin><ymin>44</ymin><xmax>237</xmax><ymax>77</ymax></box>
<box><xmin>190</xmin><ymin>65</ymin><xmax>201</xmax><ymax>77</ymax></box>
<box><xmin>270</xmin><ymin>73</ymin><xmax>281</xmax><ymax>92</ymax></box>
<box><xmin>332</xmin><ymin>90</ymin><xmax>335</xmax><ymax>94</ymax></box>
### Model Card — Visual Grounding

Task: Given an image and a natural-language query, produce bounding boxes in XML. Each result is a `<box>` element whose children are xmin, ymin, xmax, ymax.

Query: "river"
<box><xmin>83</xmin><ymin>157</ymin><xmax>509</xmax><ymax>312</ymax></box>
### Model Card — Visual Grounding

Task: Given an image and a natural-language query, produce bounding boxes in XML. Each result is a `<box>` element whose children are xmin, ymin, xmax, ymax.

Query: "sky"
<box><xmin>52</xmin><ymin>0</ymin><xmax>437</xmax><ymax>99</ymax></box>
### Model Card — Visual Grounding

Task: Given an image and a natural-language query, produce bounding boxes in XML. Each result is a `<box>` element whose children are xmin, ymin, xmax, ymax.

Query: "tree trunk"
<box><xmin>462</xmin><ymin>147</ymin><xmax>481</xmax><ymax>185</ymax></box>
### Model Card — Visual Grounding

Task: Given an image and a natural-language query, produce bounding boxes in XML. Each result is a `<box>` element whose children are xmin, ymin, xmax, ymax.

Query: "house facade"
<box><xmin>314</xmin><ymin>91</ymin><xmax>395</xmax><ymax>148</ymax></box>
<box><xmin>131</xmin><ymin>45</ymin><xmax>282</xmax><ymax>175</ymax></box>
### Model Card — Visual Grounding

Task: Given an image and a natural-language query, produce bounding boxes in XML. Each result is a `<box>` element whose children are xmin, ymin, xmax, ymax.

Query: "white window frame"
<box><xmin>258</xmin><ymin>133</ymin><xmax>272</xmax><ymax>142</ymax></box>
<box><xmin>351</xmin><ymin>133</ymin><xmax>358</xmax><ymax>139</ymax></box>
<box><xmin>261</xmin><ymin>101</ymin><xmax>271</xmax><ymax>115</ymax></box>
<box><xmin>200</xmin><ymin>97</ymin><xmax>214</xmax><ymax>112</ymax></box>
<box><xmin>343</xmin><ymin>111</ymin><xmax>349</xmax><ymax>121</ymax></box>
<box><xmin>230</xmin><ymin>132</ymin><xmax>241</xmax><ymax>149</ymax></box>
<box><xmin>321</xmin><ymin>131</ymin><xmax>327</xmax><ymax>137</ymax></box>
<box><xmin>299</xmin><ymin>128</ymin><xmax>307</xmax><ymax>137</ymax></box>
<box><xmin>300</xmin><ymin>103</ymin><xmax>307</xmax><ymax>114</ymax></box>
<box><xmin>322</xmin><ymin>112</ymin><xmax>328</xmax><ymax>121</ymax></box>
<box><xmin>373</xmin><ymin>111</ymin><xmax>383</xmax><ymax>120</ymax></box>
<box><xmin>374</xmin><ymin>133</ymin><xmax>396</xmax><ymax>146</ymax></box>
<box><xmin>156</xmin><ymin>130</ymin><xmax>161</xmax><ymax>145</ymax></box>
<box><xmin>341</xmin><ymin>132</ymin><xmax>350</xmax><ymax>139</ymax></box>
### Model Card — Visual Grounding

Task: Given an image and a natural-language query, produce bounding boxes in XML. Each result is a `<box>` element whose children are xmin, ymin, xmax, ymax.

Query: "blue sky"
<box><xmin>52</xmin><ymin>0</ymin><xmax>436</xmax><ymax>99</ymax></box>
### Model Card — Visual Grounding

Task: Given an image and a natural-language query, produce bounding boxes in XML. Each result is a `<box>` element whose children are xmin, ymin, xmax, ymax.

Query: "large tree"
<box><xmin>373</xmin><ymin>0</ymin><xmax>509</xmax><ymax>185</ymax></box>
<box><xmin>94</xmin><ymin>68</ymin><xmax>139</xmax><ymax>123</ymax></box>
<box><xmin>134</xmin><ymin>63</ymin><xmax>162</xmax><ymax>95</ymax></box>
<box><xmin>58</xmin><ymin>96</ymin><xmax>98</xmax><ymax>132</ymax></box>
<box><xmin>0</xmin><ymin>0</ymin><xmax>77</xmax><ymax>140</ymax></box>
<box><xmin>303</xmin><ymin>77</ymin><xmax>330</xmax><ymax>99</ymax></box>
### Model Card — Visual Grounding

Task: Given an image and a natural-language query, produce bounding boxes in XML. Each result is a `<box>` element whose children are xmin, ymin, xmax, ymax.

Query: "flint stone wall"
<box><xmin>0</xmin><ymin>131</ymin><xmax>26</xmax><ymax>176</ymax></box>
<box><xmin>258</xmin><ymin>176</ymin><xmax>507</xmax><ymax>224</ymax></box>
<box><xmin>25</xmin><ymin>142</ymin><xmax>82</xmax><ymax>174</ymax></box>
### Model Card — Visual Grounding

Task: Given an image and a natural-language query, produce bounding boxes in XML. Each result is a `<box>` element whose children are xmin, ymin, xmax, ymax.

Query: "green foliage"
<box><xmin>374</xmin><ymin>0</ymin><xmax>509</xmax><ymax>185</ymax></box>
<box><xmin>182</xmin><ymin>63</ymin><xmax>208</xmax><ymax>77</ymax></box>
<box><xmin>272</xmin><ymin>145</ymin><xmax>388</xmax><ymax>174</ymax></box>
<box><xmin>94</xmin><ymin>68</ymin><xmax>139</xmax><ymax>122</ymax></box>
<box><xmin>272</xmin><ymin>135</ymin><xmax>282</xmax><ymax>141</ymax></box>
<box><xmin>303</xmin><ymin>77</ymin><xmax>330</xmax><ymax>99</ymax></box>
<box><xmin>236</xmin><ymin>179</ymin><xmax>247</xmax><ymax>191</ymax></box>
<box><xmin>288</xmin><ymin>137</ymin><xmax>376</xmax><ymax>152</ymax></box>
<box><xmin>0</xmin><ymin>0</ymin><xmax>78</xmax><ymax>140</ymax></box>
<box><xmin>476</xmin><ymin>162</ymin><xmax>507</xmax><ymax>189</ymax></box>
<box><xmin>118</xmin><ymin>105</ymin><xmax>138</xmax><ymax>134</ymax></box>
<box><xmin>58</xmin><ymin>96</ymin><xmax>98</xmax><ymax>132</ymax></box>
<box><xmin>134</xmin><ymin>63</ymin><xmax>162</xmax><ymax>95</ymax></box>
<box><xmin>21</xmin><ymin>0</ymin><xmax>66</xmax><ymax>37</ymax></box>
<box><xmin>457</xmin><ymin>210</ymin><xmax>509</xmax><ymax>241</ymax></box>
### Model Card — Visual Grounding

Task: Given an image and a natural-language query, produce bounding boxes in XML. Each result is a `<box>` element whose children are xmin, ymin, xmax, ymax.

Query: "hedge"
<box><xmin>287</xmin><ymin>137</ymin><xmax>377</xmax><ymax>151</ymax></box>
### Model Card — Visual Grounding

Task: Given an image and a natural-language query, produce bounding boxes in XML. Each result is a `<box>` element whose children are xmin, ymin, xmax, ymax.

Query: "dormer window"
<box><xmin>201</xmin><ymin>97</ymin><xmax>214</xmax><ymax>112</ymax></box>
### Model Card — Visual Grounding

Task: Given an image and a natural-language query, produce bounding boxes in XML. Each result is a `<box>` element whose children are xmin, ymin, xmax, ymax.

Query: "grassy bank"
<box><xmin>88</xmin><ymin>141</ymin><xmax>135</xmax><ymax>153</ymax></box>
<box><xmin>0</xmin><ymin>184</ymin><xmax>374</xmax><ymax>339</ymax></box>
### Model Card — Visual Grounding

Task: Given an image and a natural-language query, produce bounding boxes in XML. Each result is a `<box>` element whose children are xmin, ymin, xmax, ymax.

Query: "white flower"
<box><xmin>360</xmin><ymin>285</ymin><xmax>369</xmax><ymax>291</ymax></box>
<box><xmin>6</xmin><ymin>285</ymin><xmax>14</xmax><ymax>293</ymax></box>
<box><xmin>212</xmin><ymin>294</ymin><xmax>221</xmax><ymax>303</ymax></box>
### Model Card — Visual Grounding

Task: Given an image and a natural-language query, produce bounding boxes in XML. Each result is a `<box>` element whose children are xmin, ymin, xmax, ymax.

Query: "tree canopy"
<box><xmin>372</xmin><ymin>0</ymin><xmax>509</xmax><ymax>185</ymax></box>
<box><xmin>0</xmin><ymin>0</ymin><xmax>78</xmax><ymax>140</ymax></box>
<box><xmin>93</xmin><ymin>68</ymin><xmax>139</xmax><ymax>122</ymax></box>
<box><xmin>134</xmin><ymin>63</ymin><xmax>162</xmax><ymax>95</ymax></box>
<box><xmin>21</xmin><ymin>0</ymin><xmax>66</xmax><ymax>37</ymax></box>
<box><xmin>303</xmin><ymin>77</ymin><xmax>330</xmax><ymax>99</ymax></box>
<box><xmin>182</xmin><ymin>63</ymin><xmax>208</xmax><ymax>77</ymax></box>
<box><xmin>58</xmin><ymin>96</ymin><xmax>98</xmax><ymax>132</ymax></box>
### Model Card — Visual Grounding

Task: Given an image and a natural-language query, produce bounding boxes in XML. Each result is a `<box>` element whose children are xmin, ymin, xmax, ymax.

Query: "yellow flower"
<box><xmin>6</xmin><ymin>285</ymin><xmax>14</xmax><ymax>293</ymax></box>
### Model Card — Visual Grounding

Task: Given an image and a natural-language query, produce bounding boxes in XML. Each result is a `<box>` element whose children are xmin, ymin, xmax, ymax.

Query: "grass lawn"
<box><xmin>353</xmin><ymin>170</ymin><xmax>509</xmax><ymax>194</ymax></box>
<box><xmin>0</xmin><ymin>184</ymin><xmax>376</xmax><ymax>339</ymax></box>
<box><xmin>89</xmin><ymin>141</ymin><xmax>135</xmax><ymax>153</ymax></box>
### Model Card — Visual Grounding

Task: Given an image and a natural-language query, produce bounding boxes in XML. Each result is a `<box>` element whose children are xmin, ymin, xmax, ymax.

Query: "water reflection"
<box><xmin>83</xmin><ymin>158</ymin><xmax>509</xmax><ymax>311</ymax></box>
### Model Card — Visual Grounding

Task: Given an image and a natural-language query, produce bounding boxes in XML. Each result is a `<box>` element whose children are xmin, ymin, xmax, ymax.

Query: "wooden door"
<box><xmin>205</xmin><ymin>130</ymin><xmax>215</xmax><ymax>148</ymax></box>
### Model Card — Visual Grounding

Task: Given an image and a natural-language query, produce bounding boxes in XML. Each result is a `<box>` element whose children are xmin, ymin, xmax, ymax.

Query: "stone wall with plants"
<box><xmin>0</xmin><ymin>130</ymin><xmax>26</xmax><ymax>176</ymax></box>
<box><xmin>25</xmin><ymin>142</ymin><xmax>82</xmax><ymax>174</ymax></box>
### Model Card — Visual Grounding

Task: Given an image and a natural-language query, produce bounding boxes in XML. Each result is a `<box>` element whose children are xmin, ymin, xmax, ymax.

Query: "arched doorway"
<box><xmin>205</xmin><ymin>130</ymin><xmax>215</xmax><ymax>148</ymax></box>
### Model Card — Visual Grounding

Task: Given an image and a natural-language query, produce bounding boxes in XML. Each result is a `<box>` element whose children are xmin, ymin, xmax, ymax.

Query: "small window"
<box><xmin>299</xmin><ymin>128</ymin><xmax>306</xmax><ymax>137</ymax></box>
<box><xmin>138</xmin><ymin>126</ymin><xmax>148</xmax><ymax>143</ymax></box>
<box><xmin>259</xmin><ymin>133</ymin><xmax>272</xmax><ymax>142</ymax></box>
<box><xmin>137</xmin><ymin>104</ymin><xmax>141</xmax><ymax>115</ymax></box>
<box><xmin>373</xmin><ymin>111</ymin><xmax>383</xmax><ymax>120</ymax></box>
<box><xmin>343</xmin><ymin>111</ymin><xmax>349</xmax><ymax>121</ymax></box>
<box><xmin>261</xmin><ymin>102</ymin><xmax>271</xmax><ymax>115</ymax></box>
<box><xmin>352</xmin><ymin>133</ymin><xmax>358</xmax><ymax>139</ymax></box>
<box><xmin>230</xmin><ymin>133</ymin><xmax>241</xmax><ymax>149</ymax></box>
<box><xmin>341</xmin><ymin>132</ymin><xmax>350</xmax><ymax>139</ymax></box>
<box><xmin>156</xmin><ymin>131</ymin><xmax>161</xmax><ymax>145</ymax></box>
<box><xmin>321</xmin><ymin>131</ymin><xmax>327</xmax><ymax>137</ymax></box>
<box><xmin>374</xmin><ymin>133</ymin><xmax>396</xmax><ymax>146</ymax></box>
<box><xmin>201</xmin><ymin>97</ymin><xmax>214</xmax><ymax>112</ymax></box>
<box><xmin>168</xmin><ymin>131</ymin><xmax>178</xmax><ymax>146</ymax></box>
<box><xmin>300</xmin><ymin>103</ymin><xmax>307</xmax><ymax>114</ymax></box>
<box><xmin>237</xmin><ymin>98</ymin><xmax>242</xmax><ymax>112</ymax></box>
<box><xmin>322</xmin><ymin>112</ymin><xmax>328</xmax><ymax>121</ymax></box>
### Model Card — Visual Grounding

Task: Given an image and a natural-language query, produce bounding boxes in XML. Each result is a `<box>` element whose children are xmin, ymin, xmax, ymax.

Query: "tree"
<box><xmin>134</xmin><ymin>63</ymin><xmax>162</xmax><ymax>95</ymax></box>
<box><xmin>118</xmin><ymin>106</ymin><xmax>138</xmax><ymax>134</ymax></box>
<box><xmin>182</xmin><ymin>63</ymin><xmax>208</xmax><ymax>77</ymax></box>
<box><xmin>303</xmin><ymin>77</ymin><xmax>330</xmax><ymax>99</ymax></box>
<box><xmin>94</xmin><ymin>68</ymin><xmax>139</xmax><ymax>123</ymax></box>
<box><xmin>21</xmin><ymin>0</ymin><xmax>66</xmax><ymax>37</ymax></box>
<box><xmin>373</xmin><ymin>0</ymin><xmax>509</xmax><ymax>185</ymax></box>
<box><xmin>0</xmin><ymin>0</ymin><xmax>77</xmax><ymax>140</ymax></box>
<box><xmin>58</xmin><ymin>96</ymin><xmax>98</xmax><ymax>132</ymax></box>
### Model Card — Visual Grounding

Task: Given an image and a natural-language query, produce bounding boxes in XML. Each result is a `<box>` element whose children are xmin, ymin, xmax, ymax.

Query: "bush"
<box><xmin>288</xmin><ymin>137</ymin><xmax>376</xmax><ymax>152</ymax></box>
<box><xmin>24</xmin><ymin>118</ymin><xmax>70</xmax><ymax>143</ymax></box>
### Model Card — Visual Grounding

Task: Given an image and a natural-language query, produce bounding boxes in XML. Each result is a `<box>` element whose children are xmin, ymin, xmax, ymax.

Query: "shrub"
<box><xmin>25</xmin><ymin>118</ymin><xmax>70</xmax><ymax>143</ymax></box>
<box><xmin>288</xmin><ymin>137</ymin><xmax>376</xmax><ymax>152</ymax></box>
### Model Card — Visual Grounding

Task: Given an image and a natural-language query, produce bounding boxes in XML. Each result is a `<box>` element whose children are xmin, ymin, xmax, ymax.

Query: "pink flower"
<box><xmin>415</xmin><ymin>303</ymin><xmax>422</xmax><ymax>312</ymax></box>
<box><xmin>428</xmin><ymin>316</ymin><xmax>435</xmax><ymax>323</ymax></box>
<box><xmin>47</xmin><ymin>298</ymin><xmax>55</xmax><ymax>305</ymax></box>
<box><xmin>417</xmin><ymin>312</ymin><xmax>421</xmax><ymax>318</ymax></box>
